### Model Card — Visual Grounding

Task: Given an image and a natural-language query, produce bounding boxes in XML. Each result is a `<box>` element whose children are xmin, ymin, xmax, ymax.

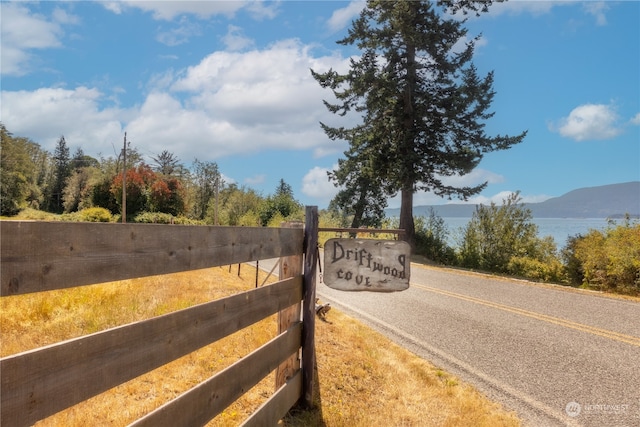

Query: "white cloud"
<box><xmin>245</xmin><ymin>174</ymin><xmax>266</xmax><ymax>186</ymax></box>
<box><xmin>465</xmin><ymin>191</ymin><xmax>516</xmax><ymax>205</ymax></box>
<box><xmin>387</xmin><ymin>169</ymin><xmax>505</xmax><ymax>208</ymax></box>
<box><xmin>52</xmin><ymin>7</ymin><xmax>80</xmax><ymax>25</ymax></box>
<box><xmin>630</xmin><ymin>113</ymin><xmax>640</xmax><ymax>126</ymax></box>
<box><xmin>583</xmin><ymin>1</ymin><xmax>609</xmax><ymax>26</ymax></box>
<box><xmin>491</xmin><ymin>0</ymin><xmax>610</xmax><ymax>27</ymax></box>
<box><xmin>222</xmin><ymin>25</ymin><xmax>255</xmax><ymax>52</ymax></box>
<box><xmin>553</xmin><ymin>103</ymin><xmax>622</xmax><ymax>141</ymax></box>
<box><xmin>450</xmin><ymin>34</ymin><xmax>488</xmax><ymax>56</ymax></box>
<box><xmin>244</xmin><ymin>1</ymin><xmax>280</xmax><ymax>21</ymax></box>
<box><xmin>466</xmin><ymin>191</ymin><xmax>551</xmax><ymax>205</ymax></box>
<box><xmin>159</xmin><ymin>39</ymin><xmax>351</xmax><ymax>157</ymax></box>
<box><xmin>326</xmin><ymin>1</ymin><xmax>366</xmax><ymax>32</ymax></box>
<box><xmin>441</xmin><ymin>168</ymin><xmax>504</xmax><ymax>189</ymax></box>
<box><xmin>1</xmin><ymin>38</ymin><xmax>351</xmax><ymax>165</ymax></box>
<box><xmin>1</xmin><ymin>87</ymin><xmax>124</xmax><ymax>153</ymax></box>
<box><xmin>102</xmin><ymin>1</ymin><xmax>246</xmax><ymax>21</ymax></box>
<box><xmin>0</xmin><ymin>3</ymin><xmax>76</xmax><ymax>76</ymax></box>
<box><xmin>302</xmin><ymin>166</ymin><xmax>338</xmax><ymax>203</ymax></box>
<box><xmin>221</xmin><ymin>173</ymin><xmax>235</xmax><ymax>186</ymax></box>
<box><xmin>474</xmin><ymin>0</ymin><xmax>558</xmax><ymax>18</ymax></box>
<box><xmin>480</xmin><ymin>0</ymin><xmax>608</xmax><ymax>27</ymax></box>
<box><xmin>101</xmin><ymin>1</ymin><xmax>278</xmax><ymax>21</ymax></box>
<box><xmin>156</xmin><ymin>16</ymin><xmax>202</xmax><ymax>46</ymax></box>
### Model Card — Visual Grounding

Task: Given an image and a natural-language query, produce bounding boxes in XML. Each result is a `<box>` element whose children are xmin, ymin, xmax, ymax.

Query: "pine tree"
<box><xmin>151</xmin><ymin>150</ymin><xmax>183</xmax><ymax>177</ymax></box>
<box><xmin>312</xmin><ymin>0</ymin><xmax>526</xmax><ymax>246</ymax></box>
<box><xmin>50</xmin><ymin>135</ymin><xmax>71</xmax><ymax>213</ymax></box>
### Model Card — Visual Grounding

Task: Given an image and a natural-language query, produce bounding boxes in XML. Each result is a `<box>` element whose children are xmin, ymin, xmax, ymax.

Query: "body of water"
<box><xmin>441</xmin><ymin>217</ymin><xmax>612</xmax><ymax>248</ymax></box>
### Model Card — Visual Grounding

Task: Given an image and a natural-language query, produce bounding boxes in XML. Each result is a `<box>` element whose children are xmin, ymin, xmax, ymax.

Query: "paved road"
<box><xmin>259</xmin><ymin>258</ymin><xmax>640</xmax><ymax>426</ymax></box>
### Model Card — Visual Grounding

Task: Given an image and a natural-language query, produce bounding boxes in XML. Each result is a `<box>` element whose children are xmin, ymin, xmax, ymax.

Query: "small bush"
<box><xmin>237</xmin><ymin>211</ymin><xmax>261</xmax><ymax>227</ymax></box>
<box><xmin>414</xmin><ymin>211</ymin><xmax>456</xmax><ymax>264</ymax></box>
<box><xmin>134</xmin><ymin>212</ymin><xmax>175</xmax><ymax>224</ymax></box>
<box><xmin>8</xmin><ymin>208</ymin><xmax>59</xmax><ymax>221</ymax></box>
<box><xmin>78</xmin><ymin>207</ymin><xmax>113</xmax><ymax>222</ymax></box>
<box><xmin>507</xmin><ymin>256</ymin><xmax>565</xmax><ymax>283</ymax></box>
<box><xmin>561</xmin><ymin>235</ymin><xmax>585</xmax><ymax>285</ymax></box>
<box><xmin>458</xmin><ymin>193</ymin><xmax>550</xmax><ymax>273</ymax></box>
<box><xmin>133</xmin><ymin>212</ymin><xmax>204</xmax><ymax>225</ymax></box>
<box><xmin>173</xmin><ymin>216</ymin><xmax>205</xmax><ymax>225</ymax></box>
<box><xmin>564</xmin><ymin>219</ymin><xmax>640</xmax><ymax>294</ymax></box>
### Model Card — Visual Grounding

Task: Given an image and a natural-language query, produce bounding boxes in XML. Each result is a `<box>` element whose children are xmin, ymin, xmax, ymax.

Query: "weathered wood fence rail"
<box><xmin>0</xmin><ymin>207</ymin><xmax>318</xmax><ymax>426</ymax></box>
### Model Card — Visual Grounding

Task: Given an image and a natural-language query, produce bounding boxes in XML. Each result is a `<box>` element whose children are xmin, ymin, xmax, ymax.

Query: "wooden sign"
<box><xmin>323</xmin><ymin>239</ymin><xmax>410</xmax><ymax>292</ymax></box>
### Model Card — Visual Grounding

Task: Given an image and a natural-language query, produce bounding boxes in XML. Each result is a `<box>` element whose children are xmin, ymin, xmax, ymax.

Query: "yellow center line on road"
<box><xmin>412</xmin><ymin>283</ymin><xmax>640</xmax><ymax>348</ymax></box>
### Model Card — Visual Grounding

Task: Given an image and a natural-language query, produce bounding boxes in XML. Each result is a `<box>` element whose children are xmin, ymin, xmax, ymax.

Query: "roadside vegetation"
<box><xmin>1</xmin><ymin>123</ymin><xmax>302</xmax><ymax>227</ymax></box>
<box><xmin>3</xmin><ymin>122</ymin><xmax>638</xmax><ymax>296</ymax></box>
<box><xmin>1</xmin><ymin>264</ymin><xmax>520</xmax><ymax>426</ymax></box>
<box><xmin>408</xmin><ymin>198</ymin><xmax>638</xmax><ymax>296</ymax></box>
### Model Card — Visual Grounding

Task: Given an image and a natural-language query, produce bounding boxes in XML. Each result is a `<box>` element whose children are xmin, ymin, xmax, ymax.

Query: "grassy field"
<box><xmin>1</xmin><ymin>263</ymin><xmax>521</xmax><ymax>426</ymax></box>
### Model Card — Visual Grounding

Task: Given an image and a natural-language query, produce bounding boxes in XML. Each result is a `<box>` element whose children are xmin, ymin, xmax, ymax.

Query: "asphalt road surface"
<box><xmin>260</xmin><ymin>258</ymin><xmax>640</xmax><ymax>426</ymax></box>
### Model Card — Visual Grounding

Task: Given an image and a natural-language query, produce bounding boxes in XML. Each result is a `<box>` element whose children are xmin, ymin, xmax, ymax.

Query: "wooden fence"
<box><xmin>0</xmin><ymin>207</ymin><xmax>319</xmax><ymax>426</ymax></box>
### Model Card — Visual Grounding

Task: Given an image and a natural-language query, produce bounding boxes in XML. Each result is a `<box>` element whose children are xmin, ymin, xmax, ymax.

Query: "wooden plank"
<box><xmin>0</xmin><ymin>277</ymin><xmax>303</xmax><ymax>427</ymax></box>
<box><xmin>1</xmin><ymin>221</ymin><xmax>303</xmax><ymax>295</ymax></box>
<box><xmin>276</xmin><ymin>222</ymin><xmax>303</xmax><ymax>389</ymax></box>
<box><xmin>318</xmin><ymin>227</ymin><xmax>405</xmax><ymax>235</ymax></box>
<box><xmin>302</xmin><ymin>206</ymin><xmax>318</xmax><ymax>408</ymax></box>
<box><xmin>240</xmin><ymin>370</ymin><xmax>302</xmax><ymax>427</ymax></box>
<box><xmin>131</xmin><ymin>322</ymin><xmax>302</xmax><ymax>427</ymax></box>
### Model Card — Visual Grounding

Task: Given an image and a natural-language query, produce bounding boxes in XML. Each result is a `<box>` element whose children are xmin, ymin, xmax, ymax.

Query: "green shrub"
<box><xmin>134</xmin><ymin>212</ymin><xmax>175</xmax><ymax>224</ymax></box>
<box><xmin>9</xmin><ymin>208</ymin><xmax>59</xmax><ymax>221</ymax></box>
<box><xmin>565</xmin><ymin>219</ymin><xmax>640</xmax><ymax>294</ymax></box>
<box><xmin>237</xmin><ymin>211</ymin><xmax>261</xmax><ymax>227</ymax></box>
<box><xmin>413</xmin><ymin>210</ymin><xmax>456</xmax><ymax>264</ymax></box>
<box><xmin>458</xmin><ymin>192</ymin><xmax>553</xmax><ymax>274</ymax></box>
<box><xmin>133</xmin><ymin>211</ymin><xmax>204</xmax><ymax>225</ymax></box>
<box><xmin>561</xmin><ymin>235</ymin><xmax>585</xmax><ymax>285</ymax></box>
<box><xmin>507</xmin><ymin>256</ymin><xmax>565</xmax><ymax>283</ymax></box>
<box><xmin>78</xmin><ymin>207</ymin><xmax>113</xmax><ymax>222</ymax></box>
<box><xmin>172</xmin><ymin>216</ymin><xmax>205</xmax><ymax>225</ymax></box>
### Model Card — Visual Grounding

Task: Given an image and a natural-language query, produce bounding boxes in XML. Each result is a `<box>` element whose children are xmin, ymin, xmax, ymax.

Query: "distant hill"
<box><xmin>385</xmin><ymin>182</ymin><xmax>640</xmax><ymax>218</ymax></box>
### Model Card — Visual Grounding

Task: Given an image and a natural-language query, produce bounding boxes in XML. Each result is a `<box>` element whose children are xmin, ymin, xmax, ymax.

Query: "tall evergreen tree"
<box><xmin>50</xmin><ymin>135</ymin><xmax>71</xmax><ymax>213</ymax></box>
<box><xmin>151</xmin><ymin>150</ymin><xmax>183</xmax><ymax>177</ymax></box>
<box><xmin>312</xmin><ymin>0</ymin><xmax>526</xmax><ymax>246</ymax></box>
<box><xmin>259</xmin><ymin>179</ymin><xmax>302</xmax><ymax>226</ymax></box>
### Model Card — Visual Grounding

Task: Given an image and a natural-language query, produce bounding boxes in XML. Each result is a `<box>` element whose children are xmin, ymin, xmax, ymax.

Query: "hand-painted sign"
<box><xmin>323</xmin><ymin>239</ymin><xmax>410</xmax><ymax>292</ymax></box>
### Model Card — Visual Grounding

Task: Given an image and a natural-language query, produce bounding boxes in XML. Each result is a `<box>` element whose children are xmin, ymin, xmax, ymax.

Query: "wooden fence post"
<box><xmin>302</xmin><ymin>206</ymin><xmax>318</xmax><ymax>408</ymax></box>
<box><xmin>276</xmin><ymin>222</ymin><xmax>303</xmax><ymax>389</ymax></box>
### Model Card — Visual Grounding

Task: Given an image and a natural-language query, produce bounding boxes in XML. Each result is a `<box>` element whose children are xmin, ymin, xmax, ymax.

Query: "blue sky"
<box><xmin>1</xmin><ymin>1</ymin><xmax>638</xmax><ymax>209</ymax></box>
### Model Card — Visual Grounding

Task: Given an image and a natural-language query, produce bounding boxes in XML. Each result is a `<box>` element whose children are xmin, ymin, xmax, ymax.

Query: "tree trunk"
<box><xmin>399</xmin><ymin>36</ymin><xmax>417</xmax><ymax>248</ymax></box>
<box><xmin>399</xmin><ymin>187</ymin><xmax>415</xmax><ymax>248</ymax></box>
<box><xmin>349</xmin><ymin>191</ymin><xmax>366</xmax><ymax>238</ymax></box>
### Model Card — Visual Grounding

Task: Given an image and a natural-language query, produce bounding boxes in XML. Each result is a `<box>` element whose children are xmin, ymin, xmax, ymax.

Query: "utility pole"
<box><xmin>122</xmin><ymin>132</ymin><xmax>127</xmax><ymax>223</ymax></box>
<box><xmin>214</xmin><ymin>175</ymin><xmax>219</xmax><ymax>226</ymax></box>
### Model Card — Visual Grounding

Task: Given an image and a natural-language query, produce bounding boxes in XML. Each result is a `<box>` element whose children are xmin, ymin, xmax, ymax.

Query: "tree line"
<box><xmin>0</xmin><ymin>123</ymin><xmax>302</xmax><ymax>226</ymax></box>
<box><xmin>380</xmin><ymin>193</ymin><xmax>639</xmax><ymax>296</ymax></box>
<box><xmin>3</xmin><ymin>123</ymin><xmax>637</xmax><ymax>295</ymax></box>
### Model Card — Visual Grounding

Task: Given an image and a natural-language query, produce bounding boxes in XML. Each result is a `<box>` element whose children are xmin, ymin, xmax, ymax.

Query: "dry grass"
<box><xmin>1</xmin><ymin>264</ymin><xmax>520</xmax><ymax>427</ymax></box>
<box><xmin>283</xmin><ymin>309</ymin><xmax>521</xmax><ymax>427</ymax></box>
